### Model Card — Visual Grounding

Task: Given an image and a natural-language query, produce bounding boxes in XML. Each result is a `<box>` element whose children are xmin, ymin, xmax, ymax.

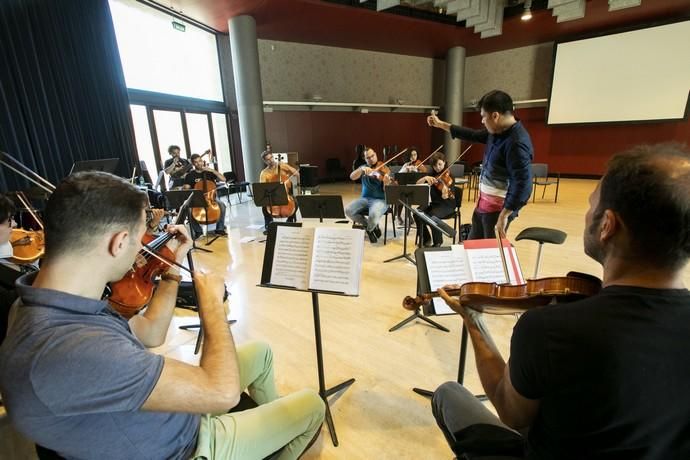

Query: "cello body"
<box><xmin>9</xmin><ymin>228</ymin><xmax>45</xmax><ymax>264</ymax></box>
<box><xmin>191</xmin><ymin>179</ymin><xmax>221</xmax><ymax>224</ymax></box>
<box><xmin>264</xmin><ymin>168</ymin><xmax>296</xmax><ymax>218</ymax></box>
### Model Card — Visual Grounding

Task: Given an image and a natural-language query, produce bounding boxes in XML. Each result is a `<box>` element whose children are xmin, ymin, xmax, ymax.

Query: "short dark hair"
<box><xmin>168</xmin><ymin>145</ymin><xmax>180</xmax><ymax>154</ymax></box>
<box><xmin>0</xmin><ymin>195</ymin><xmax>15</xmax><ymax>224</ymax></box>
<box><xmin>261</xmin><ymin>150</ymin><xmax>271</xmax><ymax>160</ymax></box>
<box><xmin>430</xmin><ymin>152</ymin><xmax>446</xmax><ymax>165</ymax></box>
<box><xmin>190</xmin><ymin>153</ymin><xmax>201</xmax><ymax>161</ymax></box>
<box><xmin>597</xmin><ymin>143</ymin><xmax>690</xmax><ymax>270</ymax></box>
<box><xmin>477</xmin><ymin>90</ymin><xmax>514</xmax><ymax>114</ymax></box>
<box><xmin>44</xmin><ymin>172</ymin><xmax>148</xmax><ymax>258</ymax></box>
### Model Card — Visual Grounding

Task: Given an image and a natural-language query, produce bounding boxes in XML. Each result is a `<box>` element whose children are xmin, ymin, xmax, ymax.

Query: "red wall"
<box><xmin>263</xmin><ymin>109</ymin><xmax>690</xmax><ymax>178</ymax></box>
<box><xmin>264</xmin><ymin>111</ymin><xmax>437</xmax><ymax>178</ymax></box>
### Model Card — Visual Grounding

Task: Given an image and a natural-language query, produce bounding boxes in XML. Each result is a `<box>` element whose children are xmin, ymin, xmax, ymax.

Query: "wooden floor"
<box><xmin>151</xmin><ymin>178</ymin><xmax>690</xmax><ymax>460</ymax></box>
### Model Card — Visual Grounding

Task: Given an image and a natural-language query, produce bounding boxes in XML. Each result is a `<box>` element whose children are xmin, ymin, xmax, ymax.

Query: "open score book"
<box><xmin>424</xmin><ymin>239</ymin><xmax>524</xmax><ymax>315</ymax></box>
<box><xmin>261</xmin><ymin>224</ymin><xmax>365</xmax><ymax>296</ymax></box>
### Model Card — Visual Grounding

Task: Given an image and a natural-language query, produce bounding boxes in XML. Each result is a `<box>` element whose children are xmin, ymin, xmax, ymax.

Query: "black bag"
<box><xmin>459</xmin><ymin>223</ymin><xmax>472</xmax><ymax>242</ymax></box>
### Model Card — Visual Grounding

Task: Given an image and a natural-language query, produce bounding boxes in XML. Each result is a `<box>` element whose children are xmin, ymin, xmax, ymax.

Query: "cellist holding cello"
<box><xmin>259</xmin><ymin>150</ymin><xmax>299</xmax><ymax>234</ymax></box>
<box><xmin>183</xmin><ymin>152</ymin><xmax>227</xmax><ymax>239</ymax></box>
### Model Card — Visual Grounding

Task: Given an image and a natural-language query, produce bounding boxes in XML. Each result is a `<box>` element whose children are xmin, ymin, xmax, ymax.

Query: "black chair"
<box><xmin>531</xmin><ymin>163</ymin><xmax>560</xmax><ymax>203</ymax></box>
<box><xmin>324</xmin><ymin>158</ymin><xmax>347</xmax><ymax>182</ymax></box>
<box><xmin>222</xmin><ymin>171</ymin><xmax>250</xmax><ymax>204</ymax></box>
<box><xmin>515</xmin><ymin>227</ymin><xmax>567</xmax><ymax>278</ymax></box>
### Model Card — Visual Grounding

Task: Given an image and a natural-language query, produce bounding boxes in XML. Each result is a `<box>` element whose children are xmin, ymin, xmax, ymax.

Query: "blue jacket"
<box><xmin>451</xmin><ymin>120</ymin><xmax>533</xmax><ymax>212</ymax></box>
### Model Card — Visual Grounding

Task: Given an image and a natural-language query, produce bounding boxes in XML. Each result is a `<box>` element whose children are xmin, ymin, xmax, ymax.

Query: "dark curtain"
<box><xmin>0</xmin><ymin>0</ymin><xmax>136</xmax><ymax>193</ymax></box>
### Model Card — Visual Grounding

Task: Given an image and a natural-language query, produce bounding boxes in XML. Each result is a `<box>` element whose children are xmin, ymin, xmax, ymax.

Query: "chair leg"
<box><xmin>453</xmin><ymin>215</ymin><xmax>458</xmax><ymax>244</ymax></box>
<box><xmin>542</xmin><ymin>185</ymin><xmax>547</xmax><ymax>199</ymax></box>
<box><xmin>532</xmin><ymin>182</ymin><xmax>536</xmax><ymax>203</ymax></box>
<box><xmin>555</xmin><ymin>180</ymin><xmax>560</xmax><ymax>203</ymax></box>
<box><xmin>384</xmin><ymin>212</ymin><xmax>388</xmax><ymax>245</ymax></box>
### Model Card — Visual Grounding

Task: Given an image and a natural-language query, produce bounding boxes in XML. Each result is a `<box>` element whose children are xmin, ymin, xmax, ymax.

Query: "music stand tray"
<box><xmin>394</xmin><ymin>172</ymin><xmax>426</xmax><ymax>185</ymax></box>
<box><xmin>164</xmin><ymin>190</ymin><xmax>214</xmax><ymax>253</ymax></box>
<box><xmin>400</xmin><ymin>201</ymin><xmax>456</xmax><ymax>239</ymax></box>
<box><xmin>251</xmin><ymin>182</ymin><xmax>289</xmax><ymax>208</ymax></box>
<box><xmin>69</xmin><ymin>158</ymin><xmax>119</xmax><ymax>175</ymax></box>
<box><xmin>383</xmin><ymin>185</ymin><xmax>430</xmax><ymax>264</ymax></box>
<box><xmin>295</xmin><ymin>195</ymin><xmax>345</xmax><ymax>223</ymax></box>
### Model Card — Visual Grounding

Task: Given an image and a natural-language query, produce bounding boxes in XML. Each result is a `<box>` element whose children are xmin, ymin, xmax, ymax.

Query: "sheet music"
<box><xmin>270</xmin><ymin>225</ymin><xmax>314</xmax><ymax>290</ymax></box>
<box><xmin>309</xmin><ymin>228</ymin><xmax>364</xmax><ymax>295</ymax></box>
<box><xmin>424</xmin><ymin>246</ymin><xmax>472</xmax><ymax>315</ymax></box>
<box><xmin>466</xmin><ymin>247</ymin><xmax>524</xmax><ymax>284</ymax></box>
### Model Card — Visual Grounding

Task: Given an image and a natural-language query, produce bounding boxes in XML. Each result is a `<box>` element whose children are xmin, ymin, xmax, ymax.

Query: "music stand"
<box><xmin>295</xmin><ymin>195</ymin><xmax>345</xmax><ymax>223</ymax></box>
<box><xmin>383</xmin><ymin>185</ymin><xmax>430</xmax><ymax>265</ymax></box>
<box><xmin>164</xmin><ymin>190</ymin><xmax>212</xmax><ymax>254</ymax></box>
<box><xmin>69</xmin><ymin>158</ymin><xmax>119</xmax><ymax>175</ymax></box>
<box><xmin>394</xmin><ymin>172</ymin><xmax>426</xmax><ymax>185</ymax></box>
<box><xmin>401</xmin><ymin>201</ymin><xmax>456</xmax><ymax>240</ymax></box>
<box><xmin>251</xmin><ymin>182</ymin><xmax>289</xmax><ymax>209</ymax></box>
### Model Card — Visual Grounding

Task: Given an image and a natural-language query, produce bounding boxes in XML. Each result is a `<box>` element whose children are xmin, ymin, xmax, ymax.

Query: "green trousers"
<box><xmin>192</xmin><ymin>341</ymin><xmax>325</xmax><ymax>460</ymax></box>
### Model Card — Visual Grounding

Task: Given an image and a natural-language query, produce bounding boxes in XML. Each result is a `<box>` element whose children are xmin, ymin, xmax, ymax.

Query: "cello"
<box><xmin>190</xmin><ymin>150</ymin><xmax>221</xmax><ymax>225</ymax></box>
<box><xmin>263</xmin><ymin>157</ymin><xmax>297</xmax><ymax>218</ymax></box>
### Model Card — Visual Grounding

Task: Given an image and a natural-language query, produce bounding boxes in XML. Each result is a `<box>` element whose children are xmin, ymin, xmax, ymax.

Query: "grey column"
<box><xmin>228</xmin><ymin>15</ymin><xmax>265</xmax><ymax>183</ymax></box>
<box><xmin>444</xmin><ymin>46</ymin><xmax>466</xmax><ymax>163</ymax></box>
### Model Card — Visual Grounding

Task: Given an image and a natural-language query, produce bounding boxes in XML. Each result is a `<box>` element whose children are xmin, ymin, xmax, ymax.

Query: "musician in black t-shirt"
<box><xmin>163</xmin><ymin>145</ymin><xmax>191</xmax><ymax>189</ymax></box>
<box><xmin>182</xmin><ymin>154</ymin><xmax>227</xmax><ymax>239</ymax></box>
<box><xmin>432</xmin><ymin>143</ymin><xmax>690</xmax><ymax>459</ymax></box>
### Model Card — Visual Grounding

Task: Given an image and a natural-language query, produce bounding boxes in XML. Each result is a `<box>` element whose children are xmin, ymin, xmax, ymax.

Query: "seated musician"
<box><xmin>399</xmin><ymin>147</ymin><xmax>426</xmax><ymax>173</ymax></box>
<box><xmin>183</xmin><ymin>153</ymin><xmax>227</xmax><ymax>238</ymax></box>
<box><xmin>346</xmin><ymin>147</ymin><xmax>391</xmax><ymax>243</ymax></box>
<box><xmin>432</xmin><ymin>144</ymin><xmax>690</xmax><ymax>459</ymax></box>
<box><xmin>260</xmin><ymin>150</ymin><xmax>299</xmax><ymax>234</ymax></box>
<box><xmin>164</xmin><ymin>144</ymin><xmax>191</xmax><ymax>189</ymax></box>
<box><xmin>0</xmin><ymin>172</ymin><xmax>325</xmax><ymax>460</ymax></box>
<box><xmin>0</xmin><ymin>194</ymin><xmax>37</xmax><ymax>345</ymax></box>
<box><xmin>414</xmin><ymin>152</ymin><xmax>455</xmax><ymax>247</ymax></box>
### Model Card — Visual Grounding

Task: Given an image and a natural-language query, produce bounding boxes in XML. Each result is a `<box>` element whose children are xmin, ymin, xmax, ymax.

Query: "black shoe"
<box><xmin>352</xmin><ymin>223</ymin><xmax>365</xmax><ymax>230</ymax></box>
<box><xmin>432</xmin><ymin>242</ymin><xmax>443</xmax><ymax>247</ymax></box>
<box><xmin>373</xmin><ymin>225</ymin><xmax>382</xmax><ymax>238</ymax></box>
<box><xmin>422</xmin><ymin>238</ymin><xmax>432</xmax><ymax>248</ymax></box>
<box><xmin>366</xmin><ymin>230</ymin><xmax>378</xmax><ymax>243</ymax></box>
<box><xmin>214</xmin><ymin>229</ymin><xmax>228</xmax><ymax>236</ymax></box>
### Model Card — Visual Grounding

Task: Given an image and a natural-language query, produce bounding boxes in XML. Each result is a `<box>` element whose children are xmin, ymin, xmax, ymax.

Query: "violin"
<box><xmin>9</xmin><ymin>192</ymin><xmax>45</xmax><ymax>264</ymax></box>
<box><xmin>402</xmin><ymin>272</ymin><xmax>602</xmax><ymax>315</ymax></box>
<box><xmin>366</xmin><ymin>148</ymin><xmax>408</xmax><ymax>181</ymax></box>
<box><xmin>109</xmin><ymin>194</ymin><xmax>194</xmax><ymax>318</ymax></box>
<box><xmin>263</xmin><ymin>161</ymin><xmax>297</xmax><ymax>218</ymax></box>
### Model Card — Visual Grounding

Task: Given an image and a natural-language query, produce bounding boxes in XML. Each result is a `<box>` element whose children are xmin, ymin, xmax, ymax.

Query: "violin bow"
<box><xmin>438</xmin><ymin>144</ymin><xmax>472</xmax><ymax>178</ymax></box>
<box><xmin>0</xmin><ymin>151</ymin><xmax>56</xmax><ymax>194</ymax></box>
<box><xmin>418</xmin><ymin>144</ymin><xmax>444</xmax><ymax>166</ymax></box>
<box><xmin>371</xmin><ymin>147</ymin><xmax>408</xmax><ymax>172</ymax></box>
<box><xmin>495</xmin><ymin>228</ymin><xmax>511</xmax><ymax>284</ymax></box>
<box><xmin>14</xmin><ymin>192</ymin><xmax>44</xmax><ymax>231</ymax></box>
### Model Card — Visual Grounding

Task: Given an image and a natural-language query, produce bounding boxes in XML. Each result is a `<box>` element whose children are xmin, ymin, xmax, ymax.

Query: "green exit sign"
<box><xmin>172</xmin><ymin>20</ymin><xmax>186</xmax><ymax>32</ymax></box>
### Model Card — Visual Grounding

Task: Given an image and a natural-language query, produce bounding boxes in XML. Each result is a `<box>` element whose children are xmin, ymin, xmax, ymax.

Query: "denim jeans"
<box><xmin>345</xmin><ymin>197</ymin><xmax>387</xmax><ymax>232</ymax></box>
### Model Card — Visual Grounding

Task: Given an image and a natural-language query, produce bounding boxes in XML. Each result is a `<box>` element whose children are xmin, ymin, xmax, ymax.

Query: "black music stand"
<box><xmin>251</xmin><ymin>182</ymin><xmax>289</xmax><ymax>209</ymax></box>
<box><xmin>164</xmin><ymin>190</ymin><xmax>212</xmax><ymax>254</ymax></box>
<box><xmin>69</xmin><ymin>158</ymin><xmax>119</xmax><ymax>174</ymax></box>
<box><xmin>394</xmin><ymin>172</ymin><xmax>426</xmax><ymax>185</ymax></box>
<box><xmin>408</xmin><ymin>246</ymin><xmax>485</xmax><ymax>400</ymax></box>
<box><xmin>295</xmin><ymin>195</ymin><xmax>345</xmax><ymax>223</ymax></box>
<box><xmin>383</xmin><ymin>186</ymin><xmax>430</xmax><ymax>265</ymax></box>
<box><xmin>388</xmin><ymin>234</ymin><xmax>453</xmax><ymax>334</ymax></box>
<box><xmin>258</xmin><ymin>222</ymin><xmax>356</xmax><ymax>447</ymax></box>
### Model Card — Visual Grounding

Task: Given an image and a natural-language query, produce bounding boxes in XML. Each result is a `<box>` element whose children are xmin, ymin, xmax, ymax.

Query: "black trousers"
<box><xmin>414</xmin><ymin>203</ymin><xmax>454</xmax><ymax>246</ymax></box>
<box><xmin>467</xmin><ymin>209</ymin><xmax>516</xmax><ymax>240</ymax></box>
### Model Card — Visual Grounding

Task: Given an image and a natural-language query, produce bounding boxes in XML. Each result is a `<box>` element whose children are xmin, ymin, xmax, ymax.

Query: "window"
<box><xmin>109</xmin><ymin>0</ymin><xmax>223</xmax><ymax>101</ymax></box>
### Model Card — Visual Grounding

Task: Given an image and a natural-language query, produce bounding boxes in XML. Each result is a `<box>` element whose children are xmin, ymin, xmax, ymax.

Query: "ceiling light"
<box><xmin>521</xmin><ymin>0</ymin><xmax>533</xmax><ymax>21</ymax></box>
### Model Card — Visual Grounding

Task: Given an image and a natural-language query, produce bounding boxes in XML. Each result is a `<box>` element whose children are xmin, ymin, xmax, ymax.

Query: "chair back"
<box><xmin>449</xmin><ymin>164</ymin><xmax>464</xmax><ymax>178</ymax></box>
<box><xmin>325</xmin><ymin>158</ymin><xmax>342</xmax><ymax>170</ymax></box>
<box><xmin>532</xmin><ymin>163</ymin><xmax>548</xmax><ymax>179</ymax></box>
<box><xmin>388</xmin><ymin>165</ymin><xmax>402</xmax><ymax>174</ymax></box>
<box><xmin>223</xmin><ymin>171</ymin><xmax>237</xmax><ymax>183</ymax></box>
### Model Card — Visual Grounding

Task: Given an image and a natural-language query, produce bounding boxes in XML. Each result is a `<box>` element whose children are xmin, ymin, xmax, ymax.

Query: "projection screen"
<box><xmin>547</xmin><ymin>20</ymin><xmax>690</xmax><ymax>125</ymax></box>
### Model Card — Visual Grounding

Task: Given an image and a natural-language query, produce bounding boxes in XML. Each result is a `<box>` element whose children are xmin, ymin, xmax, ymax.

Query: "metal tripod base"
<box><xmin>383</xmin><ymin>252</ymin><xmax>415</xmax><ymax>264</ymax></box>
<box><xmin>388</xmin><ymin>308</ymin><xmax>450</xmax><ymax>333</ymax></box>
<box><xmin>322</xmin><ymin>378</ymin><xmax>356</xmax><ymax>447</ymax></box>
